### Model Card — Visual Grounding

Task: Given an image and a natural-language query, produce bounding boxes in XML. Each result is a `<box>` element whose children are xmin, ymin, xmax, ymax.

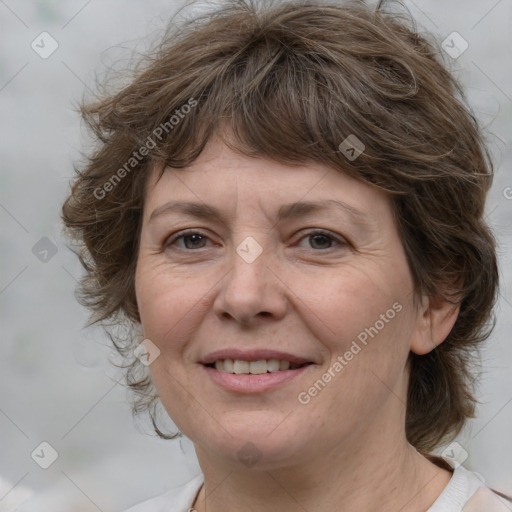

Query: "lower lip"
<box><xmin>202</xmin><ymin>365</ymin><xmax>312</xmax><ymax>393</ymax></box>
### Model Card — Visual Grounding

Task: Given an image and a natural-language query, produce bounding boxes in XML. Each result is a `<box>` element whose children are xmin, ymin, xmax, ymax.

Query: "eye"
<box><xmin>297</xmin><ymin>230</ymin><xmax>346</xmax><ymax>250</ymax></box>
<box><xmin>164</xmin><ymin>229</ymin><xmax>346</xmax><ymax>252</ymax></box>
<box><xmin>165</xmin><ymin>230</ymin><xmax>212</xmax><ymax>250</ymax></box>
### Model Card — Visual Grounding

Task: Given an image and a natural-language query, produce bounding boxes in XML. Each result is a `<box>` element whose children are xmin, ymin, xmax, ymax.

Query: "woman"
<box><xmin>61</xmin><ymin>0</ymin><xmax>510</xmax><ymax>510</ymax></box>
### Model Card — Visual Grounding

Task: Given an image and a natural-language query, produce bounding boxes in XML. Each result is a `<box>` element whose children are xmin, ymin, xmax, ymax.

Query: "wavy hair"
<box><xmin>61</xmin><ymin>0</ymin><xmax>499</xmax><ymax>452</ymax></box>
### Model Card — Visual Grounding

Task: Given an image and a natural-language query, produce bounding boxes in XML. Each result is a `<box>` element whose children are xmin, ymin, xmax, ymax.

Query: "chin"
<box><xmin>191</xmin><ymin>421</ymin><xmax>311</xmax><ymax>470</ymax></box>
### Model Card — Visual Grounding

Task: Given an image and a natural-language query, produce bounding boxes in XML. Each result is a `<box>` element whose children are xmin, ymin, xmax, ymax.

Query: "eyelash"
<box><xmin>164</xmin><ymin>229</ymin><xmax>347</xmax><ymax>251</ymax></box>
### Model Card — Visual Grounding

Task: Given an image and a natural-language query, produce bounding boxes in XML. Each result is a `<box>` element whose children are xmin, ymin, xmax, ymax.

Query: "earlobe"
<box><xmin>410</xmin><ymin>294</ymin><xmax>460</xmax><ymax>355</ymax></box>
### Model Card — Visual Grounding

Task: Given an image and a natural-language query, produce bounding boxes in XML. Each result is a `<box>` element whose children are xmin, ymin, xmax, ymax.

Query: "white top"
<box><xmin>123</xmin><ymin>463</ymin><xmax>510</xmax><ymax>512</ymax></box>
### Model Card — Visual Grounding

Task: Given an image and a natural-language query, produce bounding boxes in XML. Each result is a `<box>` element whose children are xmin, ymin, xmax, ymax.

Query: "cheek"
<box><xmin>135</xmin><ymin>261</ymin><xmax>210</xmax><ymax>352</ymax></box>
<box><xmin>293</xmin><ymin>262</ymin><xmax>416</xmax><ymax>411</ymax></box>
<box><xmin>295</xmin><ymin>265</ymin><xmax>410</xmax><ymax>350</ymax></box>
<box><xmin>293</xmin><ymin>282</ymin><xmax>413</xmax><ymax>439</ymax></box>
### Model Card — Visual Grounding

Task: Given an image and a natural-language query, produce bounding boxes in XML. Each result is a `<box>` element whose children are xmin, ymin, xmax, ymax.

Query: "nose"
<box><xmin>213</xmin><ymin>244</ymin><xmax>288</xmax><ymax>326</ymax></box>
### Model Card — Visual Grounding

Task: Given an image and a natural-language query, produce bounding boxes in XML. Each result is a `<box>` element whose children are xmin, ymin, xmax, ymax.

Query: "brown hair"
<box><xmin>61</xmin><ymin>0</ymin><xmax>499</xmax><ymax>451</ymax></box>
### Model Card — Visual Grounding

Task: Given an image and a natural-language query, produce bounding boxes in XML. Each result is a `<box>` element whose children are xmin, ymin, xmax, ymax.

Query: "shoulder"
<box><xmin>122</xmin><ymin>474</ymin><xmax>204</xmax><ymax>512</ymax></box>
<box><xmin>428</xmin><ymin>462</ymin><xmax>511</xmax><ymax>512</ymax></box>
<box><xmin>463</xmin><ymin>485</ymin><xmax>512</xmax><ymax>512</ymax></box>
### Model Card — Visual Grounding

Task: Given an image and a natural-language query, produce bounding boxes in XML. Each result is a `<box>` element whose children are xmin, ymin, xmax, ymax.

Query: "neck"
<box><xmin>192</xmin><ymin>423</ymin><xmax>452</xmax><ymax>512</ymax></box>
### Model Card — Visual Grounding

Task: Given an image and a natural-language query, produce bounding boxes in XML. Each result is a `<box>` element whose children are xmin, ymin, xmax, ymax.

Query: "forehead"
<box><xmin>144</xmin><ymin>137</ymin><xmax>392</xmax><ymax>229</ymax></box>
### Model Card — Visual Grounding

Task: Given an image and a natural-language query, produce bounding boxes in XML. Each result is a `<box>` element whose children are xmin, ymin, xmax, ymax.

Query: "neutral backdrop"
<box><xmin>0</xmin><ymin>0</ymin><xmax>511</xmax><ymax>511</ymax></box>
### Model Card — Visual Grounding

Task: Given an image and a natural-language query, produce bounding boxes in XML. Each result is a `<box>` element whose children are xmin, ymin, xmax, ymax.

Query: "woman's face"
<box><xmin>135</xmin><ymin>135</ymin><xmax>427</xmax><ymax>469</ymax></box>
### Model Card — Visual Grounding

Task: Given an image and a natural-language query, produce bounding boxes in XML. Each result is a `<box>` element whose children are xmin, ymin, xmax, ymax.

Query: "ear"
<box><xmin>410</xmin><ymin>294</ymin><xmax>460</xmax><ymax>355</ymax></box>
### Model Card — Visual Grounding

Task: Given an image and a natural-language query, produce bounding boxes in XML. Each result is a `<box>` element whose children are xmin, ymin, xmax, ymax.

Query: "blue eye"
<box><xmin>166</xmin><ymin>231</ymin><xmax>211</xmax><ymax>250</ymax></box>
<box><xmin>298</xmin><ymin>230</ymin><xmax>344</xmax><ymax>250</ymax></box>
<box><xmin>165</xmin><ymin>229</ymin><xmax>346</xmax><ymax>252</ymax></box>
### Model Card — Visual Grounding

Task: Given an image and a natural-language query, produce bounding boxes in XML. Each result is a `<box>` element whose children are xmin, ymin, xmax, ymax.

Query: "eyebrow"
<box><xmin>148</xmin><ymin>199</ymin><xmax>368</xmax><ymax>225</ymax></box>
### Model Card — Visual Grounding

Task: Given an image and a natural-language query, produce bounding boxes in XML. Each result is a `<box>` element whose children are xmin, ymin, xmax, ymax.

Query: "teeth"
<box><xmin>279</xmin><ymin>360</ymin><xmax>290</xmax><ymax>371</ymax></box>
<box><xmin>249</xmin><ymin>360</ymin><xmax>267</xmax><ymax>374</ymax></box>
<box><xmin>267</xmin><ymin>359</ymin><xmax>280</xmax><ymax>372</ymax></box>
<box><xmin>233</xmin><ymin>360</ymin><xmax>250</xmax><ymax>374</ymax></box>
<box><xmin>211</xmin><ymin>359</ymin><xmax>304</xmax><ymax>374</ymax></box>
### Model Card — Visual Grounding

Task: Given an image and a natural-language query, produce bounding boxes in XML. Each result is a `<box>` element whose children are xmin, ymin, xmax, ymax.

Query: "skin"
<box><xmin>134</xmin><ymin>133</ymin><xmax>460</xmax><ymax>512</ymax></box>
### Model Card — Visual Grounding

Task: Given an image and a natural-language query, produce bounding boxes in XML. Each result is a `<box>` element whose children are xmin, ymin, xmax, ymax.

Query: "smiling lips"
<box><xmin>200</xmin><ymin>349</ymin><xmax>315</xmax><ymax>393</ymax></box>
<box><xmin>210</xmin><ymin>358</ymin><xmax>308</xmax><ymax>374</ymax></box>
<box><xmin>201</xmin><ymin>349</ymin><xmax>314</xmax><ymax>372</ymax></box>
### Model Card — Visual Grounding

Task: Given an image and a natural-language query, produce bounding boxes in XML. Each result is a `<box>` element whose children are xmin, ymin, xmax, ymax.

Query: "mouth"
<box><xmin>200</xmin><ymin>350</ymin><xmax>316</xmax><ymax>393</ymax></box>
<box><xmin>204</xmin><ymin>359</ymin><xmax>313</xmax><ymax>374</ymax></box>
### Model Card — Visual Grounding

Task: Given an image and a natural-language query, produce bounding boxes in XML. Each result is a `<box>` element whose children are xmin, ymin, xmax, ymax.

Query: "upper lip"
<box><xmin>200</xmin><ymin>349</ymin><xmax>314</xmax><ymax>366</ymax></box>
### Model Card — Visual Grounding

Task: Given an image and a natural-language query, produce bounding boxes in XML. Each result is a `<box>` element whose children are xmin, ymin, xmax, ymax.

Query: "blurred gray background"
<box><xmin>0</xmin><ymin>0</ymin><xmax>511</xmax><ymax>510</ymax></box>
